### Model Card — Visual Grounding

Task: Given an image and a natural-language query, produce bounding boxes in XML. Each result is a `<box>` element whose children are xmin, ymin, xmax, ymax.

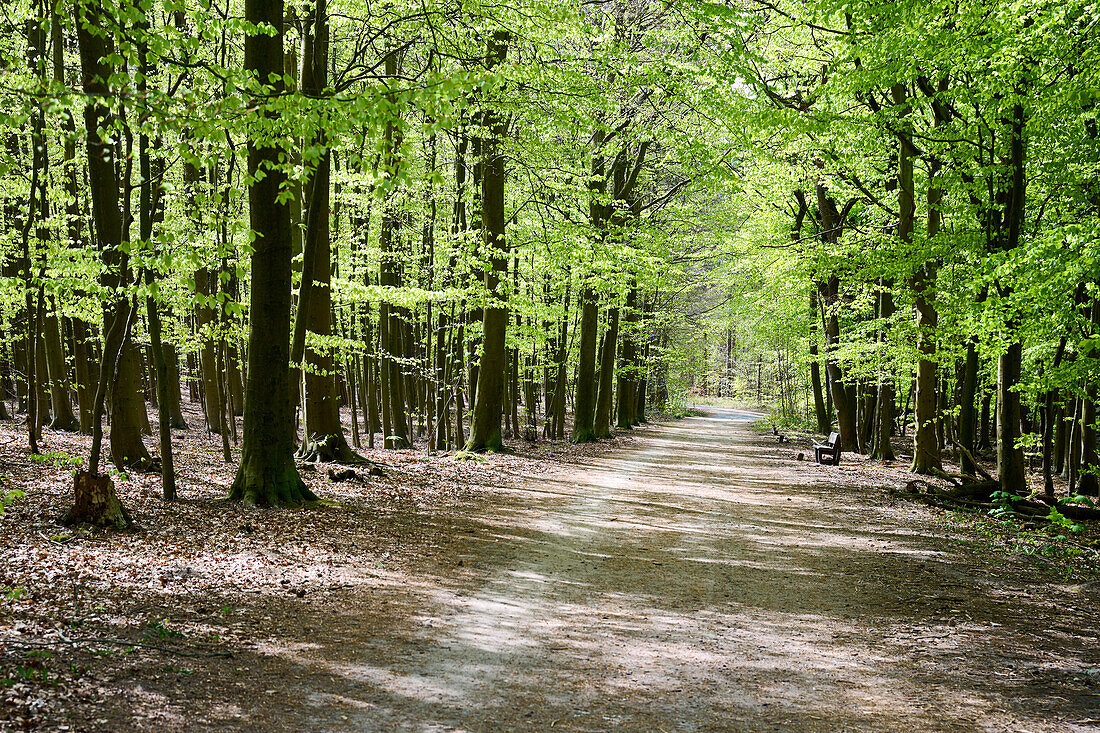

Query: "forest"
<box><xmin>2</xmin><ymin>0</ymin><xmax>1100</xmax><ymax>730</ymax></box>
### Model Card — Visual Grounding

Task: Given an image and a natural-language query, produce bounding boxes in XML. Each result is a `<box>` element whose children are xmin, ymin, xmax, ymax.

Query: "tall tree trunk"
<box><xmin>896</xmin><ymin>82</ymin><xmax>942</xmax><ymax>474</ymax></box>
<box><xmin>998</xmin><ymin>343</ymin><xmax>1027</xmax><ymax>495</ymax></box>
<box><xmin>995</xmin><ymin>100</ymin><xmax>1028</xmax><ymax>497</ymax></box>
<box><xmin>818</xmin><ymin>276</ymin><xmax>855</xmax><ymax>451</ymax></box>
<box><xmin>1038</xmin><ymin>337</ymin><xmax>1067</xmax><ymax>498</ymax></box>
<box><xmin>164</xmin><ymin>344</ymin><xmax>188</xmax><ymax>429</ymax></box>
<box><xmin>186</xmin><ymin>146</ymin><xmax>225</xmax><ymax>434</ymax></box>
<box><xmin>53</xmin><ymin>9</ymin><xmax>93</xmax><ymax>432</ymax></box>
<box><xmin>71</xmin><ymin>319</ymin><xmax>94</xmax><ymax>433</ymax></box>
<box><xmin>22</xmin><ymin>19</ymin><xmax>49</xmax><ymax>453</ymax></box>
<box><xmin>979</xmin><ymin>388</ymin><xmax>993</xmax><ymax>452</ymax></box>
<box><xmin>911</xmin><ymin>277</ymin><xmax>941</xmax><ymax>469</ymax></box>
<box><xmin>377</xmin><ymin>49</ymin><xmax>409</xmax><ymax>449</ymax></box>
<box><xmin>196</xmin><ymin>267</ymin><xmax>227</xmax><ymax>433</ymax></box>
<box><xmin>872</xmin><ymin>279</ymin><xmax>895</xmax><ymax>461</ymax></box>
<box><xmin>296</xmin><ymin>1</ymin><xmax>359</xmax><ymax>463</ymax></box>
<box><xmin>594</xmin><ymin>305</ymin><xmax>620</xmax><ymax>439</ymax></box>
<box><xmin>957</xmin><ymin>335</ymin><xmax>981</xmax><ymax>475</ymax></box>
<box><xmin>809</xmin><ymin>292</ymin><xmax>830</xmax><ymax>434</ymax></box>
<box><xmin>44</xmin><ymin>301</ymin><xmax>78</xmax><ymax>430</ymax></box>
<box><xmin>1054</xmin><ymin>399</ymin><xmax>1067</xmax><ymax>477</ymax></box>
<box><xmin>616</xmin><ymin>285</ymin><xmax>638</xmax><ymax>430</ymax></box>
<box><xmin>545</xmin><ymin>278</ymin><xmax>570</xmax><ymax>438</ymax></box>
<box><xmin>813</xmin><ymin>182</ymin><xmax>856</xmax><ymax>451</ymax></box>
<box><xmin>109</xmin><ymin>342</ymin><xmax>154</xmax><ymax>470</ymax></box>
<box><xmin>635</xmin><ymin>295</ymin><xmax>653</xmax><ymax>425</ymax></box>
<box><xmin>466</xmin><ymin>31</ymin><xmax>511</xmax><ymax>453</ymax></box>
<box><xmin>1079</xmin><ymin>304</ymin><xmax>1100</xmax><ymax>496</ymax></box>
<box><xmin>228</xmin><ymin>0</ymin><xmax>315</xmax><ymax>505</ymax></box>
<box><xmin>136</xmin><ymin>9</ymin><xmax>176</xmax><ymax>499</ymax></box>
<box><xmin>572</xmin><ymin>287</ymin><xmax>600</xmax><ymax>443</ymax></box>
<box><xmin>68</xmin><ymin>0</ymin><xmax>135</xmax><ymax>527</ymax></box>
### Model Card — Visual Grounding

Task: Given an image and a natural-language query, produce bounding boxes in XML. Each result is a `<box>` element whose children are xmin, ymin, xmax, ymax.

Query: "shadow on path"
<box><xmin>189</xmin><ymin>409</ymin><xmax>1100</xmax><ymax>731</ymax></box>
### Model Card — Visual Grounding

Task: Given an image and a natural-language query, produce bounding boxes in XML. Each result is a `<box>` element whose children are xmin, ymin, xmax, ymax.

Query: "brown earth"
<box><xmin>4</xmin><ymin>407</ymin><xmax>1100</xmax><ymax>731</ymax></box>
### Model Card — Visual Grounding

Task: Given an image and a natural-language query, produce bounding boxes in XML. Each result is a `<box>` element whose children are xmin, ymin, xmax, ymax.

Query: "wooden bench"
<box><xmin>813</xmin><ymin>432</ymin><xmax>841</xmax><ymax>465</ymax></box>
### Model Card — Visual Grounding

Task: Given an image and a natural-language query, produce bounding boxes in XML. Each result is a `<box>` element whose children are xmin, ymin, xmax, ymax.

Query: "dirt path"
<box><xmin>42</xmin><ymin>410</ymin><xmax>1100</xmax><ymax>731</ymax></box>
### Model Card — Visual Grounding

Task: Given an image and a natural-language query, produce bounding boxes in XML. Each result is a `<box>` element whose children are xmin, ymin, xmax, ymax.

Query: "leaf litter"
<box><xmin>0</xmin><ymin>402</ymin><xmax>631</xmax><ymax>731</ymax></box>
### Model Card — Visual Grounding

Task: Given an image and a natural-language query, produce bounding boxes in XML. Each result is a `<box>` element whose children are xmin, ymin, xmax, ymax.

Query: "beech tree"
<box><xmin>228</xmin><ymin>0</ymin><xmax>315</xmax><ymax>505</ymax></box>
<box><xmin>0</xmin><ymin>0</ymin><xmax>1094</xmax><ymax>519</ymax></box>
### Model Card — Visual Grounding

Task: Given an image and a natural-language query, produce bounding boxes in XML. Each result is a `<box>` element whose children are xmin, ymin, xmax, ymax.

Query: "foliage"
<box><xmin>0</xmin><ymin>488</ymin><xmax>24</xmax><ymax>517</ymax></box>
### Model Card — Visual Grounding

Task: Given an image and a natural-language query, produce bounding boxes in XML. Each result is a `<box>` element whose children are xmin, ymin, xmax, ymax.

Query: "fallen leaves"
<box><xmin>0</xmin><ymin>401</ymin><xmax>630</xmax><ymax>730</ymax></box>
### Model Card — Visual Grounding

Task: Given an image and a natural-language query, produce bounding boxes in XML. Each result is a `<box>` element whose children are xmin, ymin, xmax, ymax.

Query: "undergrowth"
<box><xmin>942</xmin><ymin>510</ymin><xmax>1100</xmax><ymax>582</ymax></box>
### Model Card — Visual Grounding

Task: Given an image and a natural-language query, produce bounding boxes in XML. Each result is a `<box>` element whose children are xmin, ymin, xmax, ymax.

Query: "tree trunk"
<box><xmin>616</xmin><ymin>285</ymin><xmax>638</xmax><ymax>430</ymax></box>
<box><xmin>295</xmin><ymin>3</ymin><xmax>359</xmax><ymax>464</ymax></box>
<box><xmin>995</xmin><ymin>100</ymin><xmax>1028</xmax><ymax>497</ymax></box>
<box><xmin>1040</xmin><ymin>338</ymin><xmax>1067</xmax><ymax>498</ymax></box>
<box><xmin>594</xmin><ymin>305</ymin><xmax>619</xmax><ymax>439</ymax></box>
<box><xmin>573</xmin><ymin>125</ymin><xmax>612</xmax><ymax>444</ymax></box>
<box><xmin>809</xmin><ymin>291</ymin><xmax>830</xmax><ymax>434</ymax></box>
<box><xmin>998</xmin><ymin>343</ymin><xmax>1027</xmax><ymax>495</ymax></box>
<box><xmin>572</xmin><ymin>287</ymin><xmax>599</xmax><ymax>443</ymax></box>
<box><xmin>900</xmin><ymin>81</ymin><xmax>941</xmax><ymax>474</ymax></box>
<box><xmin>194</xmin><ymin>275</ymin><xmax>224</xmax><ymax>436</ymax></box>
<box><xmin>957</xmin><ymin>338</ymin><xmax>980</xmax><ymax>474</ymax></box>
<box><xmin>635</xmin><ymin>296</ymin><xmax>652</xmax><ymax>425</ymax></box>
<box><xmin>979</xmin><ymin>389</ymin><xmax>993</xmax><ymax>452</ymax></box>
<box><xmin>545</xmin><ymin>279</ymin><xmax>570</xmax><ymax>439</ymax></box>
<box><xmin>1054</xmin><ymin>399</ymin><xmax>1067</xmax><ymax>477</ymax></box>
<box><xmin>136</xmin><ymin>13</ymin><xmax>176</xmax><ymax>500</ymax></box>
<box><xmin>375</xmin><ymin>50</ymin><xmax>410</xmax><ymax>450</ymax></box>
<box><xmin>22</xmin><ymin>18</ymin><xmax>49</xmax><ymax>453</ymax></box>
<box><xmin>54</xmin><ymin>10</ymin><xmax>93</xmax><ymax>433</ymax></box>
<box><xmin>1080</xmin><ymin>305</ymin><xmax>1100</xmax><ymax>495</ymax></box>
<box><xmin>871</xmin><ymin>281</ymin><xmax>895</xmax><ymax>461</ymax></box>
<box><xmin>71</xmin><ymin>319</ymin><xmax>94</xmax><ymax>433</ymax></box>
<box><xmin>465</xmin><ymin>31</ymin><xmax>511</xmax><ymax>453</ymax></box>
<box><xmin>43</xmin><ymin>302</ymin><xmax>79</xmax><ymax>430</ymax></box>
<box><xmin>110</xmin><ymin>342</ymin><xmax>154</xmax><ymax>471</ymax></box>
<box><xmin>819</xmin><ymin>276</ymin><xmax>855</xmax><ymax>451</ymax></box>
<box><xmin>228</xmin><ymin>0</ymin><xmax>315</xmax><ymax>505</ymax></box>
<box><xmin>71</xmin><ymin>0</ymin><xmax>135</xmax><ymax>526</ymax></box>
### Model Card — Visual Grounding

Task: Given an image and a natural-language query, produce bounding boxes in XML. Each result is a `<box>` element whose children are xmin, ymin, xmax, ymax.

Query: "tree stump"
<box><xmin>63</xmin><ymin>472</ymin><xmax>132</xmax><ymax>530</ymax></box>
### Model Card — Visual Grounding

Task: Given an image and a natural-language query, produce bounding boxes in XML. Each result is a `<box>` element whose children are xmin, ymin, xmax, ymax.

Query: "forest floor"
<box><xmin>3</xmin><ymin>406</ymin><xmax>1100</xmax><ymax>731</ymax></box>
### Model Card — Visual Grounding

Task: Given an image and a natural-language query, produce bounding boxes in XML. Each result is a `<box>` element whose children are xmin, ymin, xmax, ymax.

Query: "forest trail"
<box><xmin>186</xmin><ymin>411</ymin><xmax>1099</xmax><ymax>732</ymax></box>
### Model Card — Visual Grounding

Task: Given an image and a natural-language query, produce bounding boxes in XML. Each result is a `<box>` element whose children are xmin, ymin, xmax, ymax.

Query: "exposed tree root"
<box><xmin>900</xmin><ymin>476</ymin><xmax>1100</xmax><ymax>526</ymax></box>
<box><xmin>228</xmin><ymin>455</ymin><xmax>318</xmax><ymax>507</ymax></box>
<box><xmin>297</xmin><ymin>433</ymin><xmax>367</xmax><ymax>465</ymax></box>
<box><xmin>947</xmin><ymin>439</ymin><xmax>996</xmax><ymax>481</ymax></box>
<box><xmin>49</xmin><ymin>414</ymin><xmax>81</xmax><ymax>432</ymax></box>
<box><xmin>1024</xmin><ymin>498</ymin><xmax>1100</xmax><ymax>522</ymax></box>
<box><xmin>115</xmin><ymin>455</ymin><xmax>161</xmax><ymax>474</ymax></box>
<box><xmin>326</xmin><ymin>465</ymin><xmax>385</xmax><ymax>482</ymax></box>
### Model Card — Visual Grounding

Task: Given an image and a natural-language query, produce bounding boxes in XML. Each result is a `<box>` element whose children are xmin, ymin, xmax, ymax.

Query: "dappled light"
<box><xmin>2</xmin><ymin>0</ymin><xmax>1100</xmax><ymax>728</ymax></box>
<box><xmin>4</xmin><ymin>406</ymin><xmax>1100</xmax><ymax>729</ymax></box>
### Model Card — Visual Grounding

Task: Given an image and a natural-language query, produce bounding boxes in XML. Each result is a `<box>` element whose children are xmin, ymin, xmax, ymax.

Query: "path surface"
<box><xmin>211</xmin><ymin>409</ymin><xmax>1100</xmax><ymax>732</ymax></box>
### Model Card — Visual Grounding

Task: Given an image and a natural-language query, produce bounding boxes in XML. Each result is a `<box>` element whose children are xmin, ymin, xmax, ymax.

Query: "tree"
<box><xmin>228</xmin><ymin>0</ymin><xmax>316</xmax><ymax>505</ymax></box>
<box><xmin>466</xmin><ymin>31</ymin><xmax>511</xmax><ymax>453</ymax></box>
